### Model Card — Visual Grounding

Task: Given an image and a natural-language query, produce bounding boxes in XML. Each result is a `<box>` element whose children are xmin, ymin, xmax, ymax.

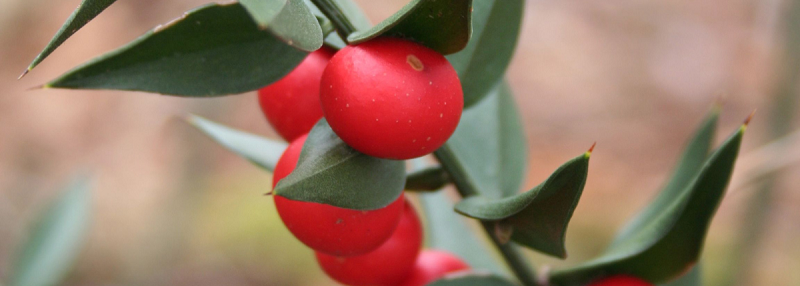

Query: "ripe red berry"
<box><xmin>588</xmin><ymin>275</ymin><xmax>654</xmax><ymax>286</ymax></box>
<box><xmin>397</xmin><ymin>250</ymin><xmax>470</xmax><ymax>286</ymax></box>
<box><xmin>258</xmin><ymin>47</ymin><xmax>334</xmax><ymax>142</ymax></box>
<box><xmin>272</xmin><ymin>134</ymin><xmax>405</xmax><ymax>256</ymax></box>
<box><xmin>315</xmin><ymin>198</ymin><xmax>422</xmax><ymax>286</ymax></box>
<box><xmin>320</xmin><ymin>37</ymin><xmax>464</xmax><ymax>160</ymax></box>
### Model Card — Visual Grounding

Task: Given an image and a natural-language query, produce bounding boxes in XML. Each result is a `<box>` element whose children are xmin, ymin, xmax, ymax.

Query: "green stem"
<box><xmin>310</xmin><ymin>0</ymin><xmax>356</xmax><ymax>42</ymax></box>
<box><xmin>434</xmin><ymin>144</ymin><xmax>539</xmax><ymax>286</ymax></box>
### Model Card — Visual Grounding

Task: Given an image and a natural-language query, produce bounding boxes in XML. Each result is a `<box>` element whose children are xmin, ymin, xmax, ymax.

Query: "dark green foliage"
<box><xmin>348</xmin><ymin>0</ymin><xmax>472</xmax><ymax>55</ymax></box>
<box><xmin>274</xmin><ymin>120</ymin><xmax>405</xmax><ymax>210</ymax></box>
<box><xmin>46</xmin><ymin>3</ymin><xmax>308</xmax><ymax>96</ymax></box>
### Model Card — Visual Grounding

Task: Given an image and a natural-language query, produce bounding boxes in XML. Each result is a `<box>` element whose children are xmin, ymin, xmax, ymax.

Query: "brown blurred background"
<box><xmin>1</xmin><ymin>0</ymin><xmax>798</xmax><ymax>285</ymax></box>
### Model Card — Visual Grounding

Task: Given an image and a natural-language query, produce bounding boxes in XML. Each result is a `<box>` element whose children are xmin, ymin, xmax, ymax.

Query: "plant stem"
<box><xmin>310</xmin><ymin>0</ymin><xmax>357</xmax><ymax>42</ymax></box>
<box><xmin>434</xmin><ymin>144</ymin><xmax>539</xmax><ymax>286</ymax></box>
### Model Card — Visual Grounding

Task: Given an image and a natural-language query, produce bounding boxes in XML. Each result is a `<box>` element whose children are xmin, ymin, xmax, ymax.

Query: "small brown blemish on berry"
<box><xmin>407</xmin><ymin>54</ymin><xmax>424</xmax><ymax>71</ymax></box>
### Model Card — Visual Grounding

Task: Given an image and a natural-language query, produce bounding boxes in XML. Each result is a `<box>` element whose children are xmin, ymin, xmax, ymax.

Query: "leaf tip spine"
<box><xmin>742</xmin><ymin>109</ymin><xmax>756</xmax><ymax>131</ymax></box>
<box><xmin>585</xmin><ymin>142</ymin><xmax>596</xmax><ymax>158</ymax></box>
<box><xmin>17</xmin><ymin>68</ymin><xmax>30</xmax><ymax>80</ymax></box>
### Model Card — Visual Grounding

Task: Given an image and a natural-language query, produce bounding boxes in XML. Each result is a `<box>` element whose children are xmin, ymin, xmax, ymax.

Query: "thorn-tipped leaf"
<box><xmin>23</xmin><ymin>0</ymin><xmax>117</xmax><ymax>75</ymax></box>
<box><xmin>274</xmin><ymin>119</ymin><xmax>405</xmax><ymax>210</ymax></box>
<box><xmin>550</xmin><ymin>122</ymin><xmax>745</xmax><ymax>285</ymax></box>
<box><xmin>455</xmin><ymin>152</ymin><xmax>590</xmax><ymax>258</ymax></box>
<box><xmin>46</xmin><ymin>3</ymin><xmax>308</xmax><ymax>96</ymax></box>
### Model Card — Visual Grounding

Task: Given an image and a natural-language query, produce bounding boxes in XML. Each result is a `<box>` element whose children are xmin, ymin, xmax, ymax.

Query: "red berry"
<box><xmin>272</xmin><ymin>134</ymin><xmax>405</xmax><ymax>256</ymax></box>
<box><xmin>397</xmin><ymin>250</ymin><xmax>470</xmax><ymax>286</ymax></box>
<box><xmin>588</xmin><ymin>275</ymin><xmax>654</xmax><ymax>286</ymax></box>
<box><xmin>320</xmin><ymin>37</ymin><xmax>464</xmax><ymax>160</ymax></box>
<box><xmin>259</xmin><ymin>47</ymin><xmax>334</xmax><ymax>142</ymax></box>
<box><xmin>315</xmin><ymin>198</ymin><xmax>422</xmax><ymax>286</ymax></box>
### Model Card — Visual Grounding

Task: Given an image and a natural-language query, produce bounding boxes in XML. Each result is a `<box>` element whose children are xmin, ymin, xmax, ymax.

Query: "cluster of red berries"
<box><xmin>259</xmin><ymin>37</ymin><xmax>657</xmax><ymax>286</ymax></box>
<box><xmin>259</xmin><ymin>37</ymin><xmax>467</xmax><ymax>285</ymax></box>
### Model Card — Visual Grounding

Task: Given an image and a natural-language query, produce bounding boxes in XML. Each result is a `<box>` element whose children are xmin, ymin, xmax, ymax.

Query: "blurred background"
<box><xmin>1</xmin><ymin>0</ymin><xmax>798</xmax><ymax>285</ymax></box>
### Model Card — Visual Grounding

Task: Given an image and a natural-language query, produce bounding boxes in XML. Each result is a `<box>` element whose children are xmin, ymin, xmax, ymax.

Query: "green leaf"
<box><xmin>274</xmin><ymin>119</ymin><xmax>405</xmax><ymax>210</ymax></box>
<box><xmin>550</xmin><ymin>124</ymin><xmax>746</xmax><ymax>285</ymax></box>
<box><xmin>240</xmin><ymin>0</ymin><xmax>323</xmax><ymax>51</ymax></box>
<box><xmin>347</xmin><ymin>0</ymin><xmax>472</xmax><ymax>55</ymax></box>
<box><xmin>23</xmin><ymin>0</ymin><xmax>117</xmax><ymax>75</ymax></box>
<box><xmin>186</xmin><ymin>114</ymin><xmax>287</xmax><ymax>172</ymax></box>
<box><xmin>439</xmin><ymin>82</ymin><xmax>527</xmax><ymax>199</ymax></box>
<box><xmin>612</xmin><ymin>108</ymin><xmax>719</xmax><ymax>245</ymax></box>
<box><xmin>446</xmin><ymin>0</ymin><xmax>524</xmax><ymax>107</ymax></box>
<box><xmin>455</xmin><ymin>152</ymin><xmax>590</xmax><ymax>258</ymax></box>
<box><xmin>46</xmin><ymin>3</ymin><xmax>308</xmax><ymax>97</ymax></box>
<box><xmin>428</xmin><ymin>274</ymin><xmax>518</xmax><ymax>286</ymax></box>
<box><xmin>10</xmin><ymin>176</ymin><xmax>92</xmax><ymax>286</ymax></box>
<box><xmin>660</xmin><ymin>265</ymin><xmax>701</xmax><ymax>286</ymax></box>
<box><xmin>420</xmin><ymin>191</ymin><xmax>507</xmax><ymax>275</ymax></box>
<box><xmin>405</xmin><ymin>167</ymin><xmax>449</xmax><ymax>191</ymax></box>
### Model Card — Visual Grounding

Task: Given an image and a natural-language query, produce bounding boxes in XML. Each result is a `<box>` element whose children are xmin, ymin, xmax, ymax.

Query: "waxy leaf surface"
<box><xmin>439</xmin><ymin>83</ymin><xmax>527</xmax><ymax>199</ymax></box>
<box><xmin>347</xmin><ymin>0</ymin><xmax>472</xmax><ymax>55</ymax></box>
<box><xmin>550</xmin><ymin>122</ymin><xmax>745</xmax><ymax>285</ymax></box>
<box><xmin>612</xmin><ymin>109</ymin><xmax>719</xmax><ymax>243</ymax></box>
<box><xmin>240</xmin><ymin>0</ymin><xmax>323</xmax><ymax>51</ymax></box>
<box><xmin>446</xmin><ymin>0</ymin><xmax>524</xmax><ymax>107</ymax></box>
<box><xmin>187</xmin><ymin>114</ymin><xmax>287</xmax><ymax>172</ymax></box>
<box><xmin>456</xmin><ymin>153</ymin><xmax>590</xmax><ymax>258</ymax></box>
<box><xmin>274</xmin><ymin>119</ymin><xmax>405</xmax><ymax>210</ymax></box>
<box><xmin>47</xmin><ymin>3</ymin><xmax>308</xmax><ymax>96</ymax></box>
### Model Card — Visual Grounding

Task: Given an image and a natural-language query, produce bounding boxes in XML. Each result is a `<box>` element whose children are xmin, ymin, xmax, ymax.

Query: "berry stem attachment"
<box><xmin>433</xmin><ymin>143</ymin><xmax>539</xmax><ymax>286</ymax></box>
<box><xmin>310</xmin><ymin>0</ymin><xmax>357</xmax><ymax>42</ymax></box>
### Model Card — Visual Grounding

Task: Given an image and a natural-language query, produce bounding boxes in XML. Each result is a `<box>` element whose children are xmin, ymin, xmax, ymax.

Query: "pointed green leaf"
<box><xmin>612</xmin><ymin>108</ymin><xmax>719</xmax><ymax>245</ymax></box>
<box><xmin>550</xmin><ymin>125</ymin><xmax>746</xmax><ymax>285</ymax></box>
<box><xmin>24</xmin><ymin>0</ymin><xmax>117</xmax><ymax>74</ymax></box>
<box><xmin>347</xmin><ymin>0</ymin><xmax>472</xmax><ymax>55</ymax></box>
<box><xmin>446</xmin><ymin>0</ymin><xmax>524</xmax><ymax>107</ymax></box>
<box><xmin>241</xmin><ymin>0</ymin><xmax>323</xmax><ymax>51</ymax></box>
<box><xmin>274</xmin><ymin>119</ymin><xmax>405</xmax><ymax>210</ymax></box>
<box><xmin>428</xmin><ymin>274</ymin><xmax>518</xmax><ymax>286</ymax></box>
<box><xmin>186</xmin><ymin>114</ymin><xmax>287</xmax><ymax>172</ymax></box>
<box><xmin>456</xmin><ymin>152</ymin><xmax>590</xmax><ymax>258</ymax></box>
<box><xmin>46</xmin><ymin>3</ymin><xmax>308</xmax><ymax>96</ymax></box>
<box><xmin>420</xmin><ymin>191</ymin><xmax>506</xmax><ymax>275</ymax></box>
<box><xmin>439</xmin><ymin>83</ymin><xmax>527</xmax><ymax>199</ymax></box>
<box><xmin>660</xmin><ymin>265</ymin><xmax>701</xmax><ymax>286</ymax></box>
<box><xmin>10</xmin><ymin>176</ymin><xmax>92</xmax><ymax>286</ymax></box>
